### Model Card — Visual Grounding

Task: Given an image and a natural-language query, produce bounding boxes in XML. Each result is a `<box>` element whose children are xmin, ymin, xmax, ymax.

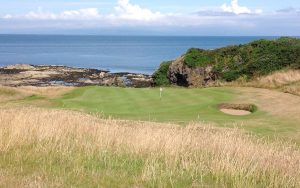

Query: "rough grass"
<box><xmin>250</xmin><ymin>69</ymin><xmax>300</xmax><ymax>87</ymax></box>
<box><xmin>0</xmin><ymin>86</ymin><xmax>74</xmax><ymax>108</ymax></box>
<box><xmin>0</xmin><ymin>107</ymin><xmax>300</xmax><ymax>187</ymax></box>
<box><xmin>0</xmin><ymin>86</ymin><xmax>74</xmax><ymax>102</ymax></box>
<box><xmin>281</xmin><ymin>81</ymin><xmax>300</xmax><ymax>95</ymax></box>
<box><xmin>0</xmin><ymin>86</ymin><xmax>25</xmax><ymax>102</ymax></box>
<box><xmin>225</xmin><ymin>69</ymin><xmax>300</xmax><ymax>96</ymax></box>
<box><xmin>16</xmin><ymin>86</ymin><xmax>75</xmax><ymax>98</ymax></box>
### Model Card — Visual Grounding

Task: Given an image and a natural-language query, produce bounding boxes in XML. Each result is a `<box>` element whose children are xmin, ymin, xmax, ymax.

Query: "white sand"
<box><xmin>220</xmin><ymin>108</ymin><xmax>251</xmax><ymax>116</ymax></box>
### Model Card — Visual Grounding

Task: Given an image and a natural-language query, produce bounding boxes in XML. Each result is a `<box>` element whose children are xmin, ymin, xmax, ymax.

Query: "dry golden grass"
<box><xmin>0</xmin><ymin>85</ymin><xmax>73</xmax><ymax>100</ymax></box>
<box><xmin>16</xmin><ymin>86</ymin><xmax>74</xmax><ymax>98</ymax></box>
<box><xmin>232</xmin><ymin>87</ymin><xmax>300</xmax><ymax>120</ymax></box>
<box><xmin>0</xmin><ymin>86</ymin><xmax>74</xmax><ymax>108</ymax></box>
<box><xmin>281</xmin><ymin>82</ymin><xmax>300</xmax><ymax>95</ymax></box>
<box><xmin>253</xmin><ymin>69</ymin><xmax>300</xmax><ymax>88</ymax></box>
<box><xmin>222</xmin><ymin>69</ymin><xmax>300</xmax><ymax>96</ymax></box>
<box><xmin>0</xmin><ymin>86</ymin><xmax>24</xmax><ymax>102</ymax></box>
<box><xmin>0</xmin><ymin>107</ymin><xmax>300</xmax><ymax>187</ymax></box>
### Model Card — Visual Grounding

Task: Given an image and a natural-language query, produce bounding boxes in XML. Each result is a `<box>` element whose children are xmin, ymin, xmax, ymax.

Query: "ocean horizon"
<box><xmin>0</xmin><ymin>35</ymin><xmax>281</xmax><ymax>74</ymax></box>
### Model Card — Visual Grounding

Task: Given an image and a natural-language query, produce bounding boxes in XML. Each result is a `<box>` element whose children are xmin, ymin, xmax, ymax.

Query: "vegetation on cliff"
<box><xmin>154</xmin><ymin>37</ymin><xmax>300</xmax><ymax>85</ymax></box>
<box><xmin>152</xmin><ymin>61</ymin><xmax>172</xmax><ymax>85</ymax></box>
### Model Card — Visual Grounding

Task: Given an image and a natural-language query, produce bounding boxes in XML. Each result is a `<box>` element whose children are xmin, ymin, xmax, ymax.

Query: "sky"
<box><xmin>0</xmin><ymin>0</ymin><xmax>299</xmax><ymax>36</ymax></box>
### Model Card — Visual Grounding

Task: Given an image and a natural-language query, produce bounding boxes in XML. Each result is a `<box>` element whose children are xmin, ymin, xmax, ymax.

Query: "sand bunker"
<box><xmin>220</xmin><ymin>108</ymin><xmax>251</xmax><ymax>116</ymax></box>
<box><xmin>218</xmin><ymin>103</ymin><xmax>256</xmax><ymax>116</ymax></box>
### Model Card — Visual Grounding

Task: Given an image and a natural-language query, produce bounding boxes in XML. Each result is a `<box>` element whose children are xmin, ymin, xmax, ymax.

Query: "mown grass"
<box><xmin>55</xmin><ymin>86</ymin><xmax>262</xmax><ymax>123</ymax></box>
<box><xmin>51</xmin><ymin>86</ymin><xmax>300</xmax><ymax>143</ymax></box>
<box><xmin>0</xmin><ymin>108</ymin><xmax>300</xmax><ymax>187</ymax></box>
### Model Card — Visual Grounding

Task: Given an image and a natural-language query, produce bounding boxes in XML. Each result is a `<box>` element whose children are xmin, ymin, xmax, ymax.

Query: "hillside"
<box><xmin>153</xmin><ymin>37</ymin><xmax>300</xmax><ymax>87</ymax></box>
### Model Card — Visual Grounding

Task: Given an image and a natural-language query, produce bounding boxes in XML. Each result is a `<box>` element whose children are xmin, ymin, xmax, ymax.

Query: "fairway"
<box><xmin>56</xmin><ymin>86</ymin><xmax>262</xmax><ymax>123</ymax></box>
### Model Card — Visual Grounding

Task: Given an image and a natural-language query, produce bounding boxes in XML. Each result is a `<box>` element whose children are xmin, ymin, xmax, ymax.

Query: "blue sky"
<box><xmin>0</xmin><ymin>0</ymin><xmax>299</xmax><ymax>35</ymax></box>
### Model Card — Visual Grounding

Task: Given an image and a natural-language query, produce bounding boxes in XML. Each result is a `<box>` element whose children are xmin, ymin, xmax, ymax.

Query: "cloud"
<box><xmin>1</xmin><ymin>0</ymin><xmax>300</xmax><ymax>36</ymax></box>
<box><xmin>2</xmin><ymin>14</ymin><xmax>12</xmax><ymax>19</ymax></box>
<box><xmin>221</xmin><ymin>0</ymin><xmax>252</xmax><ymax>14</ymax></box>
<box><xmin>3</xmin><ymin>7</ymin><xmax>102</xmax><ymax>20</ymax></box>
<box><xmin>196</xmin><ymin>10</ymin><xmax>235</xmax><ymax>17</ymax></box>
<box><xmin>196</xmin><ymin>0</ymin><xmax>262</xmax><ymax>17</ymax></box>
<box><xmin>112</xmin><ymin>0</ymin><xmax>165</xmax><ymax>21</ymax></box>
<box><xmin>59</xmin><ymin>8</ymin><xmax>101</xmax><ymax>20</ymax></box>
<box><xmin>2</xmin><ymin>0</ymin><xmax>165</xmax><ymax>22</ymax></box>
<box><xmin>276</xmin><ymin>7</ymin><xmax>300</xmax><ymax>14</ymax></box>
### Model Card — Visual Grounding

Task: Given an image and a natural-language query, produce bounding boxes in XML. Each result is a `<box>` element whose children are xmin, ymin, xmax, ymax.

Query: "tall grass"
<box><xmin>0</xmin><ymin>86</ymin><xmax>23</xmax><ymax>102</ymax></box>
<box><xmin>0</xmin><ymin>86</ymin><xmax>74</xmax><ymax>99</ymax></box>
<box><xmin>0</xmin><ymin>108</ymin><xmax>300</xmax><ymax>187</ymax></box>
<box><xmin>223</xmin><ymin>69</ymin><xmax>300</xmax><ymax>96</ymax></box>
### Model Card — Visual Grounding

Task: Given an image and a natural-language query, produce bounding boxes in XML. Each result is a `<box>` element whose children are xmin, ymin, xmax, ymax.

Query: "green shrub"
<box><xmin>223</xmin><ymin>71</ymin><xmax>240</xmax><ymax>81</ymax></box>
<box><xmin>184</xmin><ymin>48</ymin><xmax>214</xmax><ymax>68</ymax></box>
<box><xmin>152</xmin><ymin>61</ymin><xmax>172</xmax><ymax>86</ymax></box>
<box><xmin>194</xmin><ymin>37</ymin><xmax>300</xmax><ymax>81</ymax></box>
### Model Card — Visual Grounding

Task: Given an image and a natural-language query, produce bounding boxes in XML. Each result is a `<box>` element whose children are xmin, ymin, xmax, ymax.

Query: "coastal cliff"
<box><xmin>154</xmin><ymin>37</ymin><xmax>300</xmax><ymax>87</ymax></box>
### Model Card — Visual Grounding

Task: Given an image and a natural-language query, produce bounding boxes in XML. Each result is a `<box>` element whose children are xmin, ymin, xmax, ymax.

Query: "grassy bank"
<box><xmin>1</xmin><ymin>108</ymin><xmax>300</xmax><ymax>187</ymax></box>
<box><xmin>223</xmin><ymin>69</ymin><xmax>300</xmax><ymax>96</ymax></box>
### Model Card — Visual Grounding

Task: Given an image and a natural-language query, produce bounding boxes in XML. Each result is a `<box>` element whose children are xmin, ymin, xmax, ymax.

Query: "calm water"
<box><xmin>0</xmin><ymin>35</ymin><xmax>277</xmax><ymax>74</ymax></box>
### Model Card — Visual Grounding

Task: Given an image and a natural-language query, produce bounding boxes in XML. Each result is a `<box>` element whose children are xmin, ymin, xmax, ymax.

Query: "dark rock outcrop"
<box><xmin>0</xmin><ymin>64</ymin><xmax>153</xmax><ymax>88</ymax></box>
<box><xmin>167</xmin><ymin>57</ymin><xmax>216</xmax><ymax>87</ymax></box>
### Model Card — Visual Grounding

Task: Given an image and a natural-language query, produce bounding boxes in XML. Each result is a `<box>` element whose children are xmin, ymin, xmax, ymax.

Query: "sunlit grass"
<box><xmin>0</xmin><ymin>107</ymin><xmax>300</xmax><ymax>187</ymax></box>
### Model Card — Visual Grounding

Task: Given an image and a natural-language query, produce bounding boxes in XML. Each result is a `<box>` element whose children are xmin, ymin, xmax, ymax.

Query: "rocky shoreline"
<box><xmin>0</xmin><ymin>64</ymin><xmax>153</xmax><ymax>88</ymax></box>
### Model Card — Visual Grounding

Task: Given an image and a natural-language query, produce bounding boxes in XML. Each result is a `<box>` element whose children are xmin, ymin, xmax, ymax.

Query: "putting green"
<box><xmin>55</xmin><ymin>86</ymin><xmax>263</xmax><ymax>123</ymax></box>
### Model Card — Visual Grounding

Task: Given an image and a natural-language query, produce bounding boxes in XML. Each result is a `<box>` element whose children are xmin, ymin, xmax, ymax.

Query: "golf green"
<box><xmin>55</xmin><ymin>86</ymin><xmax>261</xmax><ymax>123</ymax></box>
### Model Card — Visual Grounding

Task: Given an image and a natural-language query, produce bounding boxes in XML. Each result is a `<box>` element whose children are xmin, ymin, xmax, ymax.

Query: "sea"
<box><xmin>0</xmin><ymin>35</ymin><xmax>278</xmax><ymax>74</ymax></box>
